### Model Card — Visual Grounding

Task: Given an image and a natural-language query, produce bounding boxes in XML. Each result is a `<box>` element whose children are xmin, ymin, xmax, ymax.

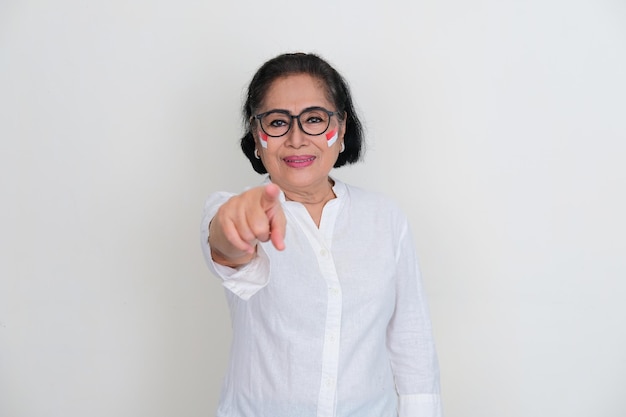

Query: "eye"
<box><xmin>305</xmin><ymin>116</ymin><xmax>323</xmax><ymax>124</ymax></box>
<box><xmin>263</xmin><ymin>112</ymin><xmax>290</xmax><ymax>128</ymax></box>
<box><xmin>302</xmin><ymin>109</ymin><xmax>329</xmax><ymax>124</ymax></box>
<box><xmin>269</xmin><ymin>119</ymin><xmax>288</xmax><ymax>128</ymax></box>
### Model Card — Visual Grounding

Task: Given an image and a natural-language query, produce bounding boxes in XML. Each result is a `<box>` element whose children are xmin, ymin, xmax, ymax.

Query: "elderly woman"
<box><xmin>201</xmin><ymin>52</ymin><xmax>442</xmax><ymax>417</ymax></box>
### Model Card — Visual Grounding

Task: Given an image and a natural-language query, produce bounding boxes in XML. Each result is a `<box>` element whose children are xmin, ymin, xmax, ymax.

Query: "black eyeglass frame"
<box><xmin>253</xmin><ymin>106</ymin><xmax>339</xmax><ymax>138</ymax></box>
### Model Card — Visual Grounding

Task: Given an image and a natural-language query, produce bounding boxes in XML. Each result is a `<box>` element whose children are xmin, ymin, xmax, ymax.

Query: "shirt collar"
<box><xmin>262</xmin><ymin>175</ymin><xmax>346</xmax><ymax>203</ymax></box>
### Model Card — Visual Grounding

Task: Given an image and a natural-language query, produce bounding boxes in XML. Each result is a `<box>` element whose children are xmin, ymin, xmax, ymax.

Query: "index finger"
<box><xmin>268</xmin><ymin>205</ymin><xmax>286</xmax><ymax>251</ymax></box>
<box><xmin>260</xmin><ymin>183</ymin><xmax>281</xmax><ymax>211</ymax></box>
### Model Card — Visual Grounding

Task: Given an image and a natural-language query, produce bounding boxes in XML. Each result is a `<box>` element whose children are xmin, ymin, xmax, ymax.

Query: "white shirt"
<box><xmin>200</xmin><ymin>178</ymin><xmax>443</xmax><ymax>417</ymax></box>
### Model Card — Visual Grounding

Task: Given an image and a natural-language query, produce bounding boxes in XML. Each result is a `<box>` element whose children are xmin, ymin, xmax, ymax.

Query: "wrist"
<box><xmin>210</xmin><ymin>246</ymin><xmax>256</xmax><ymax>269</ymax></box>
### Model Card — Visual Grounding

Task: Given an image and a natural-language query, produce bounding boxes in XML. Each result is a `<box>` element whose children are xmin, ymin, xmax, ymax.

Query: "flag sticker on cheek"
<box><xmin>259</xmin><ymin>131</ymin><xmax>269</xmax><ymax>149</ymax></box>
<box><xmin>325</xmin><ymin>129</ymin><xmax>338</xmax><ymax>147</ymax></box>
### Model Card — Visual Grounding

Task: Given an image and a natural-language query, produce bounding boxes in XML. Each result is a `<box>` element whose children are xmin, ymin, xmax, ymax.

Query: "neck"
<box><xmin>282</xmin><ymin>177</ymin><xmax>335</xmax><ymax>228</ymax></box>
<box><xmin>282</xmin><ymin>177</ymin><xmax>336</xmax><ymax>206</ymax></box>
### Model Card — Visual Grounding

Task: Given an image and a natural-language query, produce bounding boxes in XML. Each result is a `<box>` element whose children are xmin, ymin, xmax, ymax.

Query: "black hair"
<box><xmin>240</xmin><ymin>52</ymin><xmax>364</xmax><ymax>174</ymax></box>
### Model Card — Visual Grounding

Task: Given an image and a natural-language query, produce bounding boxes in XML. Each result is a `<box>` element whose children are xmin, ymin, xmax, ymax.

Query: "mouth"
<box><xmin>284</xmin><ymin>156</ymin><xmax>315</xmax><ymax>163</ymax></box>
<box><xmin>283</xmin><ymin>155</ymin><xmax>316</xmax><ymax>168</ymax></box>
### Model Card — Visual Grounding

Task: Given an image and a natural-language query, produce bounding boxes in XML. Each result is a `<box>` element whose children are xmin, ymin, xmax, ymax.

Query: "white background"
<box><xmin>1</xmin><ymin>0</ymin><xmax>625</xmax><ymax>416</ymax></box>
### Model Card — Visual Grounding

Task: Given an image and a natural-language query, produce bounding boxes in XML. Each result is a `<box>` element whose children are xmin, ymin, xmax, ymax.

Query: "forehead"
<box><xmin>261</xmin><ymin>74</ymin><xmax>333</xmax><ymax>111</ymax></box>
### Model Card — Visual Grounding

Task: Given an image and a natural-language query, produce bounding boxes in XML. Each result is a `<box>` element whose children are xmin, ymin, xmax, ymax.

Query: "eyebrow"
<box><xmin>258</xmin><ymin>106</ymin><xmax>332</xmax><ymax>115</ymax></box>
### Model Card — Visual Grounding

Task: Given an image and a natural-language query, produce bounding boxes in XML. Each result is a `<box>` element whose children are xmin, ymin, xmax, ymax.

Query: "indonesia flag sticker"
<box><xmin>259</xmin><ymin>131</ymin><xmax>269</xmax><ymax>148</ymax></box>
<box><xmin>325</xmin><ymin>129</ymin><xmax>338</xmax><ymax>147</ymax></box>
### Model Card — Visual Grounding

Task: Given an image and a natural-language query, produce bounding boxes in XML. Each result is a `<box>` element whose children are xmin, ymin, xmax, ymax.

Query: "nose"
<box><xmin>285</xmin><ymin>117</ymin><xmax>309</xmax><ymax>148</ymax></box>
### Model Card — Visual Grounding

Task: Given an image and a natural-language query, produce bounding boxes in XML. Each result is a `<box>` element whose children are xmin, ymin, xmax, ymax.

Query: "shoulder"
<box><xmin>340</xmin><ymin>180</ymin><xmax>402</xmax><ymax>207</ymax></box>
<box><xmin>204</xmin><ymin>177</ymin><xmax>269</xmax><ymax>210</ymax></box>
<box><xmin>203</xmin><ymin>190</ymin><xmax>236</xmax><ymax>208</ymax></box>
<box><xmin>337</xmin><ymin>179</ymin><xmax>409</xmax><ymax>223</ymax></box>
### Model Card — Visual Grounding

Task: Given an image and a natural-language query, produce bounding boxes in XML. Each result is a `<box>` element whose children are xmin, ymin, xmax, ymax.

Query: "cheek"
<box><xmin>258</xmin><ymin>130</ymin><xmax>269</xmax><ymax>149</ymax></box>
<box><xmin>324</xmin><ymin>128</ymin><xmax>339</xmax><ymax>147</ymax></box>
<box><xmin>261</xmin><ymin>140</ymin><xmax>283</xmax><ymax>164</ymax></box>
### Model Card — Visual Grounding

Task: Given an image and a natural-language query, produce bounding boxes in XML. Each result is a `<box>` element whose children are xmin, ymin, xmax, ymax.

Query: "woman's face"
<box><xmin>254</xmin><ymin>74</ymin><xmax>345</xmax><ymax>195</ymax></box>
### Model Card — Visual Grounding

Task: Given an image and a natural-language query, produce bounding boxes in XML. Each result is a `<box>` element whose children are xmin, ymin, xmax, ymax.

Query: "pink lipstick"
<box><xmin>283</xmin><ymin>155</ymin><xmax>315</xmax><ymax>168</ymax></box>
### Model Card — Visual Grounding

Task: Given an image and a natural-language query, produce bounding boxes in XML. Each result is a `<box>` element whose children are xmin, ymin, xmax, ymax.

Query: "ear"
<box><xmin>249</xmin><ymin>116</ymin><xmax>260</xmax><ymax>139</ymax></box>
<box><xmin>340</xmin><ymin>112</ymin><xmax>347</xmax><ymax>138</ymax></box>
<box><xmin>250</xmin><ymin>127</ymin><xmax>263</xmax><ymax>149</ymax></box>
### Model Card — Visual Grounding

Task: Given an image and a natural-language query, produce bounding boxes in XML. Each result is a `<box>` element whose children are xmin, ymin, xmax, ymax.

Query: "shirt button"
<box><xmin>320</xmin><ymin>248</ymin><xmax>328</xmax><ymax>257</ymax></box>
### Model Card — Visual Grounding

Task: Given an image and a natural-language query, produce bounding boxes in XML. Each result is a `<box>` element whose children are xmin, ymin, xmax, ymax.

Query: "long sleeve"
<box><xmin>387</xmin><ymin>220</ymin><xmax>443</xmax><ymax>417</ymax></box>
<box><xmin>200</xmin><ymin>191</ymin><xmax>271</xmax><ymax>300</ymax></box>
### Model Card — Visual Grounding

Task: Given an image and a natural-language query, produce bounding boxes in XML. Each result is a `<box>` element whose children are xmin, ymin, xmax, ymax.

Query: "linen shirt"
<box><xmin>200</xmin><ymin>177</ymin><xmax>442</xmax><ymax>417</ymax></box>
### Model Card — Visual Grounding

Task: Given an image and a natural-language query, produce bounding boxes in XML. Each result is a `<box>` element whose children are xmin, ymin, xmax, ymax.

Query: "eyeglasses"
<box><xmin>253</xmin><ymin>106</ymin><xmax>338</xmax><ymax>138</ymax></box>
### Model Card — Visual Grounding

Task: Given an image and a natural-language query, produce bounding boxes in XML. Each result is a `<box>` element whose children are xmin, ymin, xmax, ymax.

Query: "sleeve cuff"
<box><xmin>211</xmin><ymin>244</ymin><xmax>271</xmax><ymax>300</ymax></box>
<box><xmin>397</xmin><ymin>393</ymin><xmax>443</xmax><ymax>417</ymax></box>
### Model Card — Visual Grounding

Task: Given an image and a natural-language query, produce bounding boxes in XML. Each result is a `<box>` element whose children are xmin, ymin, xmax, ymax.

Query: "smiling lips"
<box><xmin>283</xmin><ymin>155</ymin><xmax>316</xmax><ymax>168</ymax></box>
